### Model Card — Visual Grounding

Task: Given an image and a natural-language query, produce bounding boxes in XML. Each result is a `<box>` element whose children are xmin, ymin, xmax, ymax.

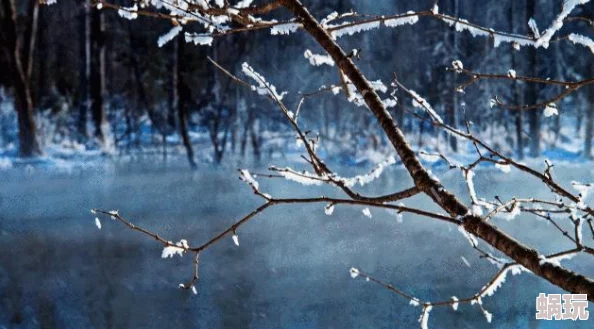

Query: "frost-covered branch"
<box><xmin>322</xmin><ymin>1</ymin><xmax>592</xmax><ymax>51</ymax></box>
<box><xmin>351</xmin><ymin>245</ymin><xmax>586</xmax><ymax>327</ymax></box>
<box><xmin>452</xmin><ymin>64</ymin><xmax>594</xmax><ymax>112</ymax></box>
<box><xmin>92</xmin><ymin>185</ymin><xmax>460</xmax><ymax>297</ymax></box>
<box><xmin>395</xmin><ymin>78</ymin><xmax>594</xmax><ymax>220</ymax></box>
<box><xmin>95</xmin><ymin>0</ymin><xmax>290</xmax><ymax>46</ymax></box>
<box><xmin>348</xmin><ymin>264</ymin><xmax>529</xmax><ymax>326</ymax></box>
<box><xmin>396</xmin><ymin>79</ymin><xmax>594</xmax><ymax>260</ymax></box>
<box><xmin>91</xmin><ymin>1</ymin><xmax>594</xmax><ymax>328</ymax></box>
<box><xmin>92</xmin><ymin>208</ymin><xmax>201</xmax><ymax>293</ymax></box>
<box><xmin>208</xmin><ymin>57</ymin><xmax>417</xmax><ymax>205</ymax></box>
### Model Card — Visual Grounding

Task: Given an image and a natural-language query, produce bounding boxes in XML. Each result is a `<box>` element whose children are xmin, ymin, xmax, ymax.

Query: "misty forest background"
<box><xmin>2</xmin><ymin>1</ymin><xmax>594</xmax><ymax>328</ymax></box>
<box><xmin>1</xmin><ymin>0</ymin><xmax>593</xmax><ymax>169</ymax></box>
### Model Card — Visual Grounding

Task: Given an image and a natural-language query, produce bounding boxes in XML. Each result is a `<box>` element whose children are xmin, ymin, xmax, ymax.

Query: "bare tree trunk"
<box><xmin>250</xmin><ymin>116</ymin><xmax>261</xmax><ymax>163</ymax></box>
<box><xmin>445</xmin><ymin>105</ymin><xmax>457</xmax><ymax>151</ymax></box>
<box><xmin>1</xmin><ymin>0</ymin><xmax>42</xmax><ymax>157</ymax></box>
<box><xmin>35</xmin><ymin>6</ymin><xmax>49</xmax><ymax>103</ymax></box>
<box><xmin>526</xmin><ymin>0</ymin><xmax>540</xmax><ymax>157</ymax></box>
<box><xmin>176</xmin><ymin>37</ymin><xmax>197</xmax><ymax>169</ymax></box>
<box><xmin>91</xmin><ymin>7</ymin><xmax>107</xmax><ymax>143</ymax></box>
<box><xmin>526</xmin><ymin>86</ymin><xmax>539</xmax><ymax>157</ymax></box>
<box><xmin>23</xmin><ymin>0</ymin><xmax>38</xmax><ymax>82</ymax></box>
<box><xmin>585</xmin><ymin>65</ymin><xmax>594</xmax><ymax>159</ymax></box>
<box><xmin>447</xmin><ymin>0</ymin><xmax>459</xmax><ymax>152</ymax></box>
<box><xmin>551</xmin><ymin>23</ymin><xmax>564</xmax><ymax>148</ymax></box>
<box><xmin>166</xmin><ymin>27</ymin><xmax>178</xmax><ymax>163</ymax></box>
<box><xmin>240</xmin><ymin>109</ymin><xmax>250</xmax><ymax>157</ymax></box>
<box><xmin>584</xmin><ymin>15</ymin><xmax>594</xmax><ymax>159</ymax></box>
<box><xmin>509</xmin><ymin>1</ymin><xmax>524</xmax><ymax>159</ymax></box>
<box><xmin>514</xmin><ymin>111</ymin><xmax>524</xmax><ymax>158</ymax></box>
<box><xmin>396</xmin><ymin>89</ymin><xmax>406</xmax><ymax>131</ymax></box>
<box><xmin>78</xmin><ymin>0</ymin><xmax>91</xmax><ymax>141</ymax></box>
<box><xmin>230</xmin><ymin>88</ymin><xmax>240</xmax><ymax>154</ymax></box>
<box><xmin>417</xmin><ymin>120</ymin><xmax>424</xmax><ymax>148</ymax></box>
<box><xmin>168</xmin><ymin>36</ymin><xmax>178</xmax><ymax>131</ymax></box>
<box><xmin>585</xmin><ymin>99</ymin><xmax>593</xmax><ymax>159</ymax></box>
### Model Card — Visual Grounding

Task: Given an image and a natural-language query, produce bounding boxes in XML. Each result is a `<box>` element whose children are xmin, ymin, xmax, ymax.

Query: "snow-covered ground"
<box><xmin>0</xmin><ymin>122</ymin><xmax>589</xmax><ymax>176</ymax></box>
<box><xmin>1</xmin><ymin>85</ymin><xmax>591</xmax><ymax>174</ymax></box>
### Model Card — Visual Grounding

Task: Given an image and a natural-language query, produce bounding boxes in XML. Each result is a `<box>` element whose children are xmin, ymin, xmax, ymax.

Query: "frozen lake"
<box><xmin>0</xmin><ymin>159</ymin><xmax>593</xmax><ymax>328</ymax></box>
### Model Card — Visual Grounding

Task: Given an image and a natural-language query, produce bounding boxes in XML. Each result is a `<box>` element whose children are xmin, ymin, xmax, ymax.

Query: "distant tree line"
<box><xmin>0</xmin><ymin>0</ymin><xmax>593</xmax><ymax>164</ymax></box>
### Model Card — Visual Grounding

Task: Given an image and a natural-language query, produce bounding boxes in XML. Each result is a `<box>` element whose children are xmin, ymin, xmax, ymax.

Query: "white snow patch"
<box><xmin>273</xmin><ymin>167</ymin><xmax>325</xmax><ymax>186</ymax></box>
<box><xmin>480</xmin><ymin>264</ymin><xmax>525</xmax><ymax>298</ymax></box>
<box><xmin>419</xmin><ymin>305</ymin><xmax>433</xmax><ymax>329</ymax></box>
<box><xmin>331</xmin><ymin>21</ymin><xmax>381</xmax><ymax>39</ymax></box>
<box><xmin>304</xmin><ymin>49</ymin><xmax>334</xmax><ymax>66</ymax></box>
<box><xmin>239</xmin><ymin>169</ymin><xmax>259</xmax><ymax>189</ymax></box>
<box><xmin>242</xmin><ymin>62</ymin><xmax>287</xmax><ymax>100</ymax></box>
<box><xmin>384</xmin><ymin>12</ymin><xmax>419</xmax><ymax>27</ymax></box>
<box><xmin>535</xmin><ymin>0</ymin><xmax>591</xmax><ymax>49</ymax></box>
<box><xmin>271</xmin><ymin>22</ymin><xmax>301</xmax><ymax>35</ymax></box>
<box><xmin>451</xmin><ymin>296</ymin><xmax>459</xmax><ymax>311</ymax></box>
<box><xmin>483</xmin><ymin>309</ymin><xmax>493</xmax><ymax>323</ymax></box>
<box><xmin>528</xmin><ymin>18</ymin><xmax>540</xmax><ymax>38</ymax></box>
<box><xmin>162</xmin><ymin>239</ymin><xmax>188</xmax><ymax>259</ymax></box>
<box><xmin>495</xmin><ymin>163</ymin><xmax>511</xmax><ymax>173</ymax></box>
<box><xmin>568</xmin><ymin>33</ymin><xmax>594</xmax><ymax>53</ymax></box>
<box><xmin>452</xmin><ymin>60</ymin><xmax>464</xmax><ymax>72</ymax></box>
<box><xmin>158</xmin><ymin>25</ymin><xmax>183</xmax><ymax>47</ymax></box>
<box><xmin>362</xmin><ymin>207</ymin><xmax>372</xmax><ymax>218</ymax></box>
<box><xmin>325</xmin><ymin>204</ymin><xmax>335</xmax><ymax>215</ymax></box>
<box><xmin>118</xmin><ymin>4</ymin><xmax>138</xmax><ymax>20</ymax></box>
<box><xmin>185</xmin><ymin>33</ymin><xmax>213</xmax><ymax>46</ymax></box>
<box><xmin>337</xmin><ymin>156</ymin><xmax>396</xmax><ymax>187</ymax></box>
<box><xmin>442</xmin><ymin>17</ymin><xmax>491</xmax><ymax>38</ymax></box>
<box><xmin>458</xmin><ymin>226</ymin><xmax>478</xmax><ymax>247</ymax></box>
<box><xmin>544</xmin><ymin>103</ymin><xmax>558</xmax><ymax>117</ymax></box>
<box><xmin>410</xmin><ymin>90</ymin><xmax>443</xmax><ymax>124</ymax></box>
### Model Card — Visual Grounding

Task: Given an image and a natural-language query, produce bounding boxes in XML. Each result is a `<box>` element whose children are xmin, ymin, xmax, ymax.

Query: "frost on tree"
<box><xmin>81</xmin><ymin>0</ymin><xmax>594</xmax><ymax>328</ymax></box>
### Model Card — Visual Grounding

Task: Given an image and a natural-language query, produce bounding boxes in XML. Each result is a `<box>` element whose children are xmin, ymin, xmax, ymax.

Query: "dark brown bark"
<box><xmin>249</xmin><ymin>117</ymin><xmax>261</xmax><ymax>162</ymax></box>
<box><xmin>78</xmin><ymin>0</ymin><xmax>91</xmax><ymax>141</ymax></box>
<box><xmin>585</xmin><ymin>73</ymin><xmax>594</xmax><ymax>159</ymax></box>
<box><xmin>23</xmin><ymin>0</ymin><xmax>38</xmax><ymax>81</ymax></box>
<box><xmin>463</xmin><ymin>216</ymin><xmax>594</xmax><ymax>297</ymax></box>
<box><xmin>446</xmin><ymin>0</ymin><xmax>459</xmax><ymax>152</ymax></box>
<box><xmin>396</xmin><ymin>90</ymin><xmax>405</xmax><ymax>129</ymax></box>
<box><xmin>168</xmin><ymin>35</ymin><xmax>178</xmax><ymax>130</ymax></box>
<box><xmin>91</xmin><ymin>6</ymin><xmax>107</xmax><ymax>143</ymax></box>
<box><xmin>208</xmin><ymin>105</ymin><xmax>230</xmax><ymax>165</ymax></box>
<box><xmin>585</xmin><ymin>29</ymin><xmax>594</xmax><ymax>158</ymax></box>
<box><xmin>281</xmin><ymin>0</ymin><xmax>594</xmax><ymax>300</ymax></box>
<box><xmin>515</xmin><ymin>111</ymin><xmax>524</xmax><ymax>160</ymax></box>
<box><xmin>526</xmin><ymin>0</ymin><xmax>540</xmax><ymax>157</ymax></box>
<box><xmin>240</xmin><ymin>110</ymin><xmax>250</xmax><ymax>157</ymax></box>
<box><xmin>35</xmin><ymin>5</ymin><xmax>50</xmax><ymax>103</ymax></box>
<box><xmin>445</xmin><ymin>105</ymin><xmax>457</xmax><ymax>151</ymax></box>
<box><xmin>510</xmin><ymin>1</ymin><xmax>524</xmax><ymax>159</ymax></box>
<box><xmin>1</xmin><ymin>0</ymin><xmax>41</xmax><ymax>157</ymax></box>
<box><xmin>176</xmin><ymin>37</ymin><xmax>197</xmax><ymax>169</ymax></box>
